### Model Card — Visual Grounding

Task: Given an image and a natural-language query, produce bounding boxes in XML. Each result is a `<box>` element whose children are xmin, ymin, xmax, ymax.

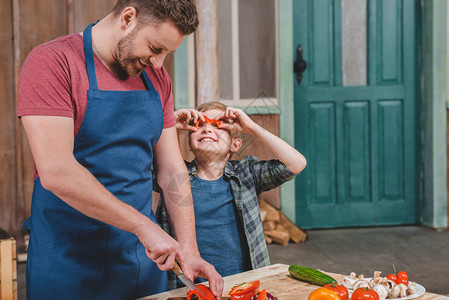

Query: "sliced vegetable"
<box><xmin>255</xmin><ymin>290</ymin><xmax>268</xmax><ymax>300</ymax></box>
<box><xmin>289</xmin><ymin>265</ymin><xmax>337</xmax><ymax>286</ymax></box>
<box><xmin>324</xmin><ymin>283</ymin><xmax>349</xmax><ymax>300</ymax></box>
<box><xmin>351</xmin><ymin>287</ymin><xmax>379</xmax><ymax>300</ymax></box>
<box><xmin>229</xmin><ymin>281</ymin><xmax>260</xmax><ymax>300</ymax></box>
<box><xmin>253</xmin><ymin>290</ymin><xmax>277</xmax><ymax>300</ymax></box>
<box><xmin>308</xmin><ymin>287</ymin><xmax>341</xmax><ymax>300</ymax></box>
<box><xmin>195</xmin><ymin>116</ymin><xmax>222</xmax><ymax>129</ymax></box>
<box><xmin>187</xmin><ymin>284</ymin><xmax>215</xmax><ymax>300</ymax></box>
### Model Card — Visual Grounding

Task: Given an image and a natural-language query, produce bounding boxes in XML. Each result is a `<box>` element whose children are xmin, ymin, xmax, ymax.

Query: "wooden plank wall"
<box><xmin>0</xmin><ymin>0</ymin><xmax>176</xmax><ymax>246</ymax></box>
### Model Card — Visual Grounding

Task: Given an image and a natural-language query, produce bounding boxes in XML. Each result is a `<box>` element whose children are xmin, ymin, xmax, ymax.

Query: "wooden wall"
<box><xmin>0</xmin><ymin>0</ymin><xmax>175</xmax><ymax>246</ymax></box>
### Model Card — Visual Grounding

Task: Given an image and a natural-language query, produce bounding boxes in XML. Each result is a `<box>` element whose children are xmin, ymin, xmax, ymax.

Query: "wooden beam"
<box><xmin>195</xmin><ymin>0</ymin><xmax>219</xmax><ymax>104</ymax></box>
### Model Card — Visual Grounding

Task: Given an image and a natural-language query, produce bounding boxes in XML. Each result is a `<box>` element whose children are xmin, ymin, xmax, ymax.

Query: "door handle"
<box><xmin>294</xmin><ymin>44</ymin><xmax>307</xmax><ymax>84</ymax></box>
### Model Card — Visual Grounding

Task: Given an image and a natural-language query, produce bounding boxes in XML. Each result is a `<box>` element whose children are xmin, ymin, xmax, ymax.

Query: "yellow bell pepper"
<box><xmin>308</xmin><ymin>287</ymin><xmax>341</xmax><ymax>300</ymax></box>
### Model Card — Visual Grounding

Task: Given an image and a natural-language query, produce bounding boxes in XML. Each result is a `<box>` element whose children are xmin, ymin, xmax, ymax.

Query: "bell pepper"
<box><xmin>323</xmin><ymin>283</ymin><xmax>348</xmax><ymax>300</ymax></box>
<box><xmin>255</xmin><ymin>289</ymin><xmax>268</xmax><ymax>300</ymax></box>
<box><xmin>195</xmin><ymin>116</ymin><xmax>221</xmax><ymax>129</ymax></box>
<box><xmin>308</xmin><ymin>287</ymin><xmax>341</xmax><ymax>300</ymax></box>
<box><xmin>187</xmin><ymin>284</ymin><xmax>215</xmax><ymax>300</ymax></box>
<box><xmin>229</xmin><ymin>281</ymin><xmax>260</xmax><ymax>300</ymax></box>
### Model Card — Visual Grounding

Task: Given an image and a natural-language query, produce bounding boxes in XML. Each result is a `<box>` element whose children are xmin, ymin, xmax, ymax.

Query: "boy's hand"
<box><xmin>217</xmin><ymin>107</ymin><xmax>257</xmax><ymax>134</ymax></box>
<box><xmin>174</xmin><ymin>109</ymin><xmax>206</xmax><ymax>131</ymax></box>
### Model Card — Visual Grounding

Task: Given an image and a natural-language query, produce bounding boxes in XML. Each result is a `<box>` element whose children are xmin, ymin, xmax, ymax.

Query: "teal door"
<box><xmin>293</xmin><ymin>0</ymin><xmax>419</xmax><ymax>228</ymax></box>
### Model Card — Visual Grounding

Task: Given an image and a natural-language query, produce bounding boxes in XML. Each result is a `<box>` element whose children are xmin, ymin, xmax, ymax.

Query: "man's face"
<box><xmin>114</xmin><ymin>21</ymin><xmax>184</xmax><ymax>77</ymax></box>
<box><xmin>189</xmin><ymin>109</ymin><xmax>235</xmax><ymax>160</ymax></box>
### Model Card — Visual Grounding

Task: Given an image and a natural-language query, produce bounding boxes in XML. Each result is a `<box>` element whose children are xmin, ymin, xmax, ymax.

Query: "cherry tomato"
<box><xmin>396</xmin><ymin>277</ymin><xmax>409</xmax><ymax>286</ymax></box>
<box><xmin>324</xmin><ymin>283</ymin><xmax>349</xmax><ymax>300</ymax></box>
<box><xmin>386</xmin><ymin>274</ymin><xmax>397</xmax><ymax>283</ymax></box>
<box><xmin>351</xmin><ymin>287</ymin><xmax>379</xmax><ymax>300</ymax></box>
<box><xmin>397</xmin><ymin>271</ymin><xmax>408</xmax><ymax>281</ymax></box>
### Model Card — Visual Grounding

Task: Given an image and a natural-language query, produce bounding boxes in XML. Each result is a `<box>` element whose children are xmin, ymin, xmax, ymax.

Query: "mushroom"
<box><xmin>370</xmin><ymin>271</ymin><xmax>383</xmax><ymax>287</ymax></box>
<box><xmin>372</xmin><ymin>284</ymin><xmax>389</xmax><ymax>300</ymax></box>
<box><xmin>398</xmin><ymin>283</ymin><xmax>407</xmax><ymax>297</ymax></box>
<box><xmin>352</xmin><ymin>279</ymin><xmax>370</xmax><ymax>290</ymax></box>
<box><xmin>389</xmin><ymin>285</ymin><xmax>400</xmax><ymax>298</ymax></box>
<box><xmin>381</xmin><ymin>277</ymin><xmax>395</xmax><ymax>294</ymax></box>
<box><xmin>407</xmin><ymin>282</ymin><xmax>417</xmax><ymax>295</ymax></box>
<box><xmin>343</xmin><ymin>272</ymin><xmax>358</xmax><ymax>288</ymax></box>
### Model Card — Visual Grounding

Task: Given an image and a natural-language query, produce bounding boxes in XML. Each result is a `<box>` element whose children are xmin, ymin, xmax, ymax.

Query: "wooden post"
<box><xmin>195</xmin><ymin>0</ymin><xmax>220</xmax><ymax>104</ymax></box>
<box><xmin>0</xmin><ymin>238</ymin><xmax>17</xmax><ymax>300</ymax></box>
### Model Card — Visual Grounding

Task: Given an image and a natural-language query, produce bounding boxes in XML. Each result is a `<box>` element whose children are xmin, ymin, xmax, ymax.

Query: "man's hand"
<box><xmin>175</xmin><ymin>108</ymin><xmax>206</xmax><ymax>131</ymax></box>
<box><xmin>135</xmin><ymin>219</ymin><xmax>186</xmax><ymax>271</ymax></box>
<box><xmin>181</xmin><ymin>253</ymin><xmax>224</xmax><ymax>299</ymax></box>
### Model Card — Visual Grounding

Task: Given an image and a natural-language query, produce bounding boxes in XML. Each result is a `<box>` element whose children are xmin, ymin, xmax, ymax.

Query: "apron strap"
<box><xmin>140</xmin><ymin>71</ymin><xmax>156</xmax><ymax>92</ymax></box>
<box><xmin>83</xmin><ymin>23</ymin><xmax>99</xmax><ymax>90</ymax></box>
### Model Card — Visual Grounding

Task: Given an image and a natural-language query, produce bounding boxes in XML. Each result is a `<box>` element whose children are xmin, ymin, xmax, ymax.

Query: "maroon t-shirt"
<box><xmin>17</xmin><ymin>33</ymin><xmax>176</xmax><ymax>179</ymax></box>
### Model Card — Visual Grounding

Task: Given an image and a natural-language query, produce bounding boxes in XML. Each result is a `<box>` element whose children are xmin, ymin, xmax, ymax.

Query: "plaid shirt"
<box><xmin>156</xmin><ymin>155</ymin><xmax>296</xmax><ymax>287</ymax></box>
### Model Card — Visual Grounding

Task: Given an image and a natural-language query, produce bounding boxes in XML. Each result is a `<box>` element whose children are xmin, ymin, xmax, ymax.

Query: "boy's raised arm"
<box><xmin>217</xmin><ymin>107</ymin><xmax>307</xmax><ymax>174</ymax></box>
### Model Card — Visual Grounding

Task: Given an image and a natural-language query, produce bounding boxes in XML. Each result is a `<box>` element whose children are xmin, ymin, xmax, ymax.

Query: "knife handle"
<box><xmin>171</xmin><ymin>261</ymin><xmax>182</xmax><ymax>275</ymax></box>
<box><xmin>171</xmin><ymin>261</ymin><xmax>208</xmax><ymax>279</ymax></box>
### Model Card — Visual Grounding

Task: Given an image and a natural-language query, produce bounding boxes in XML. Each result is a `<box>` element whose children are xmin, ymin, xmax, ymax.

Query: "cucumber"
<box><xmin>288</xmin><ymin>264</ymin><xmax>337</xmax><ymax>286</ymax></box>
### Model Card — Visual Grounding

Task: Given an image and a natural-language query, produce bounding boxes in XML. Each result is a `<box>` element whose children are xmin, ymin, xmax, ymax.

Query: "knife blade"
<box><xmin>171</xmin><ymin>262</ymin><xmax>204</xmax><ymax>294</ymax></box>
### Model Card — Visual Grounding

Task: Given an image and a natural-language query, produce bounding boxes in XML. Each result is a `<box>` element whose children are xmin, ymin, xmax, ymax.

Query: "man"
<box><xmin>17</xmin><ymin>0</ymin><xmax>223</xmax><ymax>298</ymax></box>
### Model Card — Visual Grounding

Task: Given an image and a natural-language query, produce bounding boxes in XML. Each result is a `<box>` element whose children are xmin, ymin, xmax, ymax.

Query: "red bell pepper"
<box><xmin>229</xmin><ymin>281</ymin><xmax>260</xmax><ymax>300</ymax></box>
<box><xmin>195</xmin><ymin>116</ymin><xmax>221</xmax><ymax>129</ymax></box>
<box><xmin>187</xmin><ymin>284</ymin><xmax>215</xmax><ymax>300</ymax></box>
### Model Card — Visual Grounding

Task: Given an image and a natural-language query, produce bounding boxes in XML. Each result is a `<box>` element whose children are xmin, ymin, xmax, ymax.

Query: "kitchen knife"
<box><xmin>171</xmin><ymin>262</ymin><xmax>204</xmax><ymax>294</ymax></box>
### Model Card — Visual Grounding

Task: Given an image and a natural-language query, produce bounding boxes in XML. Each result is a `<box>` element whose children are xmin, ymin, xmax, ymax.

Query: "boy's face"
<box><xmin>189</xmin><ymin>109</ymin><xmax>239</xmax><ymax>160</ymax></box>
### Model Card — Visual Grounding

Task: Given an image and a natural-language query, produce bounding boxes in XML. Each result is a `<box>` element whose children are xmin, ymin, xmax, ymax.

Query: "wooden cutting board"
<box><xmin>142</xmin><ymin>264</ymin><xmax>449</xmax><ymax>300</ymax></box>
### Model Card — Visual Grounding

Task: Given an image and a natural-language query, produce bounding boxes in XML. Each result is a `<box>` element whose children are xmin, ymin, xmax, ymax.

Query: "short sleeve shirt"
<box><xmin>17</xmin><ymin>33</ymin><xmax>176</xmax><ymax>178</ymax></box>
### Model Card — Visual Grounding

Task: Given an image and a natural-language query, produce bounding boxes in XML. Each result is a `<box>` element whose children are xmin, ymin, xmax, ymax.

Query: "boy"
<box><xmin>156</xmin><ymin>101</ymin><xmax>306</xmax><ymax>286</ymax></box>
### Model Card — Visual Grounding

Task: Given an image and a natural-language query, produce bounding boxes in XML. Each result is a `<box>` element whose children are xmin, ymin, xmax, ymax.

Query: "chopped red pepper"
<box><xmin>229</xmin><ymin>281</ymin><xmax>260</xmax><ymax>300</ymax></box>
<box><xmin>187</xmin><ymin>284</ymin><xmax>215</xmax><ymax>300</ymax></box>
<box><xmin>195</xmin><ymin>116</ymin><xmax>222</xmax><ymax>129</ymax></box>
<box><xmin>255</xmin><ymin>289</ymin><xmax>268</xmax><ymax>300</ymax></box>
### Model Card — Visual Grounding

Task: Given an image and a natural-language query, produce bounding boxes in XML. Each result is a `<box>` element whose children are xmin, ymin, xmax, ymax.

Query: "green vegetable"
<box><xmin>288</xmin><ymin>265</ymin><xmax>337</xmax><ymax>286</ymax></box>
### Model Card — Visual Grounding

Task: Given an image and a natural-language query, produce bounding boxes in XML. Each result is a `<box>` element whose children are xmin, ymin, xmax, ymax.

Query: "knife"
<box><xmin>171</xmin><ymin>262</ymin><xmax>204</xmax><ymax>295</ymax></box>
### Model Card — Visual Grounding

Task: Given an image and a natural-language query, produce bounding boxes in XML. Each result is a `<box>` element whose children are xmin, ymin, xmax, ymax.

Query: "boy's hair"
<box><xmin>196</xmin><ymin>101</ymin><xmax>227</xmax><ymax>113</ymax></box>
<box><xmin>112</xmin><ymin>0</ymin><xmax>199</xmax><ymax>35</ymax></box>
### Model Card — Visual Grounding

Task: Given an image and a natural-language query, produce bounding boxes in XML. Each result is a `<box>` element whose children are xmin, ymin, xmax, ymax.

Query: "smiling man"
<box><xmin>17</xmin><ymin>0</ymin><xmax>223</xmax><ymax>299</ymax></box>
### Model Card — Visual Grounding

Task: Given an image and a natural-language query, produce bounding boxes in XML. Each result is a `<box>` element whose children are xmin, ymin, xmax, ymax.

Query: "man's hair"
<box><xmin>112</xmin><ymin>0</ymin><xmax>199</xmax><ymax>35</ymax></box>
<box><xmin>195</xmin><ymin>101</ymin><xmax>227</xmax><ymax>113</ymax></box>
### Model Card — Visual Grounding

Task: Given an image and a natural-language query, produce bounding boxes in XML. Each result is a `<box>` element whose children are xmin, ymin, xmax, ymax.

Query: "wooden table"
<box><xmin>143</xmin><ymin>264</ymin><xmax>449</xmax><ymax>299</ymax></box>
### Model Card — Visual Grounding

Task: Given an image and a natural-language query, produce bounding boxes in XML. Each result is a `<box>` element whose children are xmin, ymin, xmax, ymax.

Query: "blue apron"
<box><xmin>24</xmin><ymin>23</ymin><xmax>168</xmax><ymax>299</ymax></box>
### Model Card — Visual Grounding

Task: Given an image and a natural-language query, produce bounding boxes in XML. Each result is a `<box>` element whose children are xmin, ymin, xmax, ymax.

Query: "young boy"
<box><xmin>156</xmin><ymin>101</ymin><xmax>306</xmax><ymax>287</ymax></box>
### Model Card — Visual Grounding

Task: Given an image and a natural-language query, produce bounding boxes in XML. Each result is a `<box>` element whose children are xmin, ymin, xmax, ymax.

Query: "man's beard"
<box><xmin>114</xmin><ymin>29</ymin><xmax>144</xmax><ymax>78</ymax></box>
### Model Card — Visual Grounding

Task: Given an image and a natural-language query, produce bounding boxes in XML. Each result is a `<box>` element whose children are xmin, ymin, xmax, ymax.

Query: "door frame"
<box><xmin>421</xmin><ymin>0</ymin><xmax>447</xmax><ymax>229</ymax></box>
